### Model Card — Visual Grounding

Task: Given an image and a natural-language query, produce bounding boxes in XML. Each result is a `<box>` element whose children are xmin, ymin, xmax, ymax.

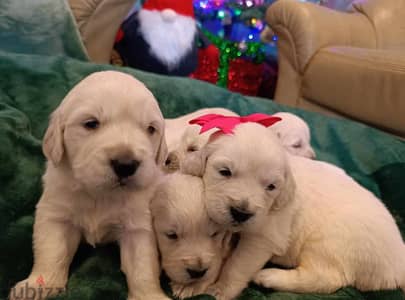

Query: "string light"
<box><xmin>234</xmin><ymin>8</ymin><xmax>242</xmax><ymax>16</ymax></box>
<box><xmin>255</xmin><ymin>20</ymin><xmax>264</xmax><ymax>30</ymax></box>
<box><xmin>217</xmin><ymin>10</ymin><xmax>226</xmax><ymax>18</ymax></box>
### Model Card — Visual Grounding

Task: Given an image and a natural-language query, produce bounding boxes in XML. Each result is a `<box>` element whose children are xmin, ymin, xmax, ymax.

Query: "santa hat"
<box><xmin>142</xmin><ymin>0</ymin><xmax>194</xmax><ymax>18</ymax></box>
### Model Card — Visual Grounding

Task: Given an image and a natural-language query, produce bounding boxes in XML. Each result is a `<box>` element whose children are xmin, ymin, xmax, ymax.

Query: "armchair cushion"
<box><xmin>303</xmin><ymin>46</ymin><xmax>405</xmax><ymax>136</ymax></box>
<box><xmin>352</xmin><ymin>0</ymin><xmax>405</xmax><ymax>49</ymax></box>
<box><xmin>266</xmin><ymin>0</ymin><xmax>376</xmax><ymax>72</ymax></box>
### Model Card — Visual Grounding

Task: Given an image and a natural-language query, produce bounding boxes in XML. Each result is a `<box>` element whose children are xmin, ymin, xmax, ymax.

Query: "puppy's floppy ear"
<box><xmin>150</xmin><ymin>180</ymin><xmax>169</xmax><ymax>220</ymax></box>
<box><xmin>272</xmin><ymin>163</ymin><xmax>296</xmax><ymax>211</ymax></box>
<box><xmin>181</xmin><ymin>134</ymin><xmax>218</xmax><ymax>177</ymax></box>
<box><xmin>155</xmin><ymin>126</ymin><xmax>168</xmax><ymax>166</ymax></box>
<box><xmin>42</xmin><ymin>109</ymin><xmax>64</xmax><ymax>165</ymax></box>
<box><xmin>150</xmin><ymin>187</ymin><xmax>162</xmax><ymax>216</ymax></box>
<box><xmin>180</xmin><ymin>148</ymin><xmax>208</xmax><ymax>177</ymax></box>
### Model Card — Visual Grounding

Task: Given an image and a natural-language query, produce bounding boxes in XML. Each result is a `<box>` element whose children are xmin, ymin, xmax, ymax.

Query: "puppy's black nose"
<box><xmin>111</xmin><ymin>159</ymin><xmax>139</xmax><ymax>178</ymax></box>
<box><xmin>186</xmin><ymin>268</ymin><xmax>207</xmax><ymax>279</ymax></box>
<box><xmin>230</xmin><ymin>206</ymin><xmax>253</xmax><ymax>223</ymax></box>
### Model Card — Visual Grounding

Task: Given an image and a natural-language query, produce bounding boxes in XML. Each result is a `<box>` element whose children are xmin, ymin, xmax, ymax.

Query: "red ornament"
<box><xmin>190</xmin><ymin>45</ymin><xmax>219</xmax><ymax>84</ymax></box>
<box><xmin>227</xmin><ymin>58</ymin><xmax>264</xmax><ymax>96</ymax></box>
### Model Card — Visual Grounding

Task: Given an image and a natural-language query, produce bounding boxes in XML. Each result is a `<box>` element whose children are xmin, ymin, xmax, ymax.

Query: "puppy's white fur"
<box><xmin>164</xmin><ymin>108</ymin><xmax>238</xmax><ymax>172</ymax></box>
<box><xmin>165</xmin><ymin>110</ymin><xmax>315</xmax><ymax>174</ymax></box>
<box><xmin>151</xmin><ymin>173</ymin><xmax>231</xmax><ymax>299</ymax></box>
<box><xmin>271</xmin><ymin>112</ymin><xmax>315</xmax><ymax>159</ymax></box>
<box><xmin>165</xmin><ymin>108</ymin><xmax>238</xmax><ymax>153</ymax></box>
<box><xmin>183</xmin><ymin>123</ymin><xmax>405</xmax><ymax>299</ymax></box>
<box><xmin>10</xmin><ymin>71</ymin><xmax>170</xmax><ymax>300</ymax></box>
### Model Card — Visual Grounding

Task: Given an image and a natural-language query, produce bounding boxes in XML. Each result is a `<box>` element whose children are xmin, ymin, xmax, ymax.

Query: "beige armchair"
<box><xmin>266</xmin><ymin>0</ymin><xmax>405</xmax><ymax>137</ymax></box>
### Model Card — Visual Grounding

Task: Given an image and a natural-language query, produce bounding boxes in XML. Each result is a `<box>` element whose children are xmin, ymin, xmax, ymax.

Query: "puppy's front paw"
<box><xmin>253</xmin><ymin>269</ymin><xmax>276</xmax><ymax>288</ymax></box>
<box><xmin>171</xmin><ymin>282</ymin><xmax>198</xmax><ymax>299</ymax></box>
<box><xmin>128</xmin><ymin>293</ymin><xmax>170</xmax><ymax>300</ymax></box>
<box><xmin>171</xmin><ymin>283</ymin><xmax>188</xmax><ymax>299</ymax></box>
<box><xmin>206</xmin><ymin>283</ymin><xmax>229</xmax><ymax>300</ymax></box>
<box><xmin>9</xmin><ymin>277</ymin><xmax>65</xmax><ymax>300</ymax></box>
<box><xmin>171</xmin><ymin>281</ymin><xmax>210</xmax><ymax>299</ymax></box>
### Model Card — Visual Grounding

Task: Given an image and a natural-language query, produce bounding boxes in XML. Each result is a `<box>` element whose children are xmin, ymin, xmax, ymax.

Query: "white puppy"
<box><xmin>165</xmin><ymin>110</ymin><xmax>315</xmax><ymax>172</ymax></box>
<box><xmin>165</xmin><ymin>107</ymin><xmax>238</xmax><ymax>152</ymax></box>
<box><xmin>10</xmin><ymin>71</ymin><xmax>170</xmax><ymax>300</ymax></box>
<box><xmin>183</xmin><ymin>123</ymin><xmax>405</xmax><ymax>300</ymax></box>
<box><xmin>165</xmin><ymin>125</ymin><xmax>217</xmax><ymax>173</ymax></box>
<box><xmin>164</xmin><ymin>108</ymin><xmax>238</xmax><ymax>172</ymax></box>
<box><xmin>270</xmin><ymin>112</ymin><xmax>315</xmax><ymax>159</ymax></box>
<box><xmin>151</xmin><ymin>173</ymin><xmax>232</xmax><ymax>299</ymax></box>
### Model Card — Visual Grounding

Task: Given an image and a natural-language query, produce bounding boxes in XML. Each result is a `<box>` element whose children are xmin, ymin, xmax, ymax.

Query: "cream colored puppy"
<box><xmin>165</xmin><ymin>108</ymin><xmax>238</xmax><ymax>153</ymax></box>
<box><xmin>270</xmin><ymin>112</ymin><xmax>316</xmax><ymax>159</ymax></box>
<box><xmin>151</xmin><ymin>173</ymin><xmax>231</xmax><ymax>299</ymax></box>
<box><xmin>10</xmin><ymin>71</ymin><xmax>170</xmax><ymax>300</ymax></box>
<box><xmin>165</xmin><ymin>125</ymin><xmax>214</xmax><ymax>172</ymax></box>
<box><xmin>183</xmin><ymin>123</ymin><xmax>405</xmax><ymax>300</ymax></box>
<box><xmin>165</xmin><ymin>110</ymin><xmax>314</xmax><ymax>173</ymax></box>
<box><xmin>164</xmin><ymin>108</ymin><xmax>238</xmax><ymax>172</ymax></box>
<box><xmin>273</xmin><ymin>111</ymin><xmax>343</xmax><ymax>172</ymax></box>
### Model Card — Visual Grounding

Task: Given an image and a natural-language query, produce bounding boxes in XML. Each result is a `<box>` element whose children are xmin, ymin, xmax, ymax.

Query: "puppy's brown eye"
<box><xmin>187</xmin><ymin>145</ymin><xmax>197</xmax><ymax>152</ymax></box>
<box><xmin>219</xmin><ymin>168</ymin><xmax>232</xmax><ymax>177</ymax></box>
<box><xmin>165</xmin><ymin>232</ymin><xmax>178</xmax><ymax>240</ymax></box>
<box><xmin>83</xmin><ymin>119</ymin><xmax>99</xmax><ymax>130</ymax></box>
<box><xmin>292</xmin><ymin>142</ymin><xmax>302</xmax><ymax>148</ymax></box>
<box><xmin>267</xmin><ymin>184</ymin><xmax>276</xmax><ymax>191</ymax></box>
<box><xmin>210</xmin><ymin>231</ymin><xmax>219</xmax><ymax>238</ymax></box>
<box><xmin>147</xmin><ymin>125</ymin><xmax>156</xmax><ymax>135</ymax></box>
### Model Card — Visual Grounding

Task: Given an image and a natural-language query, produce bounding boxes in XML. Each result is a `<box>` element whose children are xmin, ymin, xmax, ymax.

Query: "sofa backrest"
<box><xmin>352</xmin><ymin>0</ymin><xmax>405</xmax><ymax>49</ymax></box>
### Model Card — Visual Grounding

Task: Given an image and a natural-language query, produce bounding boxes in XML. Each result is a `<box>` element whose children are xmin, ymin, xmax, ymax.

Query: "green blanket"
<box><xmin>0</xmin><ymin>1</ymin><xmax>404</xmax><ymax>299</ymax></box>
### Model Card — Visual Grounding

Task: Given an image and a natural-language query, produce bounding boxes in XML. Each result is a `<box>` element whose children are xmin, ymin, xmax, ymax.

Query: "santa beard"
<box><xmin>138</xmin><ymin>9</ymin><xmax>197</xmax><ymax>70</ymax></box>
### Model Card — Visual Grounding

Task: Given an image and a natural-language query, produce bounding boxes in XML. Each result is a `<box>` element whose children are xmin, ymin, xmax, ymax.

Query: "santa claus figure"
<box><xmin>115</xmin><ymin>0</ymin><xmax>198</xmax><ymax>76</ymax></box>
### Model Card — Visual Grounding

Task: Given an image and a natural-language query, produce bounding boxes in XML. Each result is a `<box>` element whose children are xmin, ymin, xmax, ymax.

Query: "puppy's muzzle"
<box><xmin>186</xmin><ymin>268</ymin><xmax>207</xmax><ymax>279</ymax></box>
<box><xmin>230</xmin><ymin>206</ymin><xmax>253</xmax><ymax>223</ymax></box>
<box><xmin>110</xmin><ymin>156</ymin><xmax>140</xmax><ymax>178</ymax></box>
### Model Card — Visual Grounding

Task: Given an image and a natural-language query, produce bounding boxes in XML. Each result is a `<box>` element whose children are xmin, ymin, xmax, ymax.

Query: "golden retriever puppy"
<box><xmin>165</xmin><ymin>110</ymin><xmax>315</xmax><ymax>173</ymax></box>
<box><xmin>164</xmin><ymin>108</ymin><xmax>238</xmax><ymax>172</ymax></box>
<box><xmin>270</xmin><ymin>112</ymin><xmax>345</xmax><ymax>173</ymax></box>
<box><xmin>165</xmin><ymin>125</ymin><xmax>213</xmax><ymax>173</ymax></box>
<box><xmin>270</xmin><ymin>112</ymin><xmax>315</xmax><ymax>159</ymax></box>
<box><xmin>165</xmin><ymin>108</ymin><xmax>238</xmax><ymax>153</ymax></box>
<box><xmin>10</xmin><ymin>71</ymin><xmax>170</xmax><ymax>300</ymax></box>
<box><xmin>151</xmin><ymin>173</ymin><xmax>232</xmax><ymax>299</ymax></box>
<box><xmin>183</xmin><ymin>123</ymin><xmax>405</xmax><ymax>300</ymax></box>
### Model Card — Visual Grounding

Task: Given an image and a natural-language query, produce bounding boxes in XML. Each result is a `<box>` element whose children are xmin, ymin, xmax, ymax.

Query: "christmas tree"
<box><xmin>191</xmin><ymin>0</ymin><xmax>278</xmax><ymax>96</ymax></box>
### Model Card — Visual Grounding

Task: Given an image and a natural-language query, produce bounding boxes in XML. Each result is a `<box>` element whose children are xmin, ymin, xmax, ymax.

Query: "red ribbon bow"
<box><xmin>189</xmin><ymin>113</ymin><xmax>282</xmax><ymax>134</ymax></box>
